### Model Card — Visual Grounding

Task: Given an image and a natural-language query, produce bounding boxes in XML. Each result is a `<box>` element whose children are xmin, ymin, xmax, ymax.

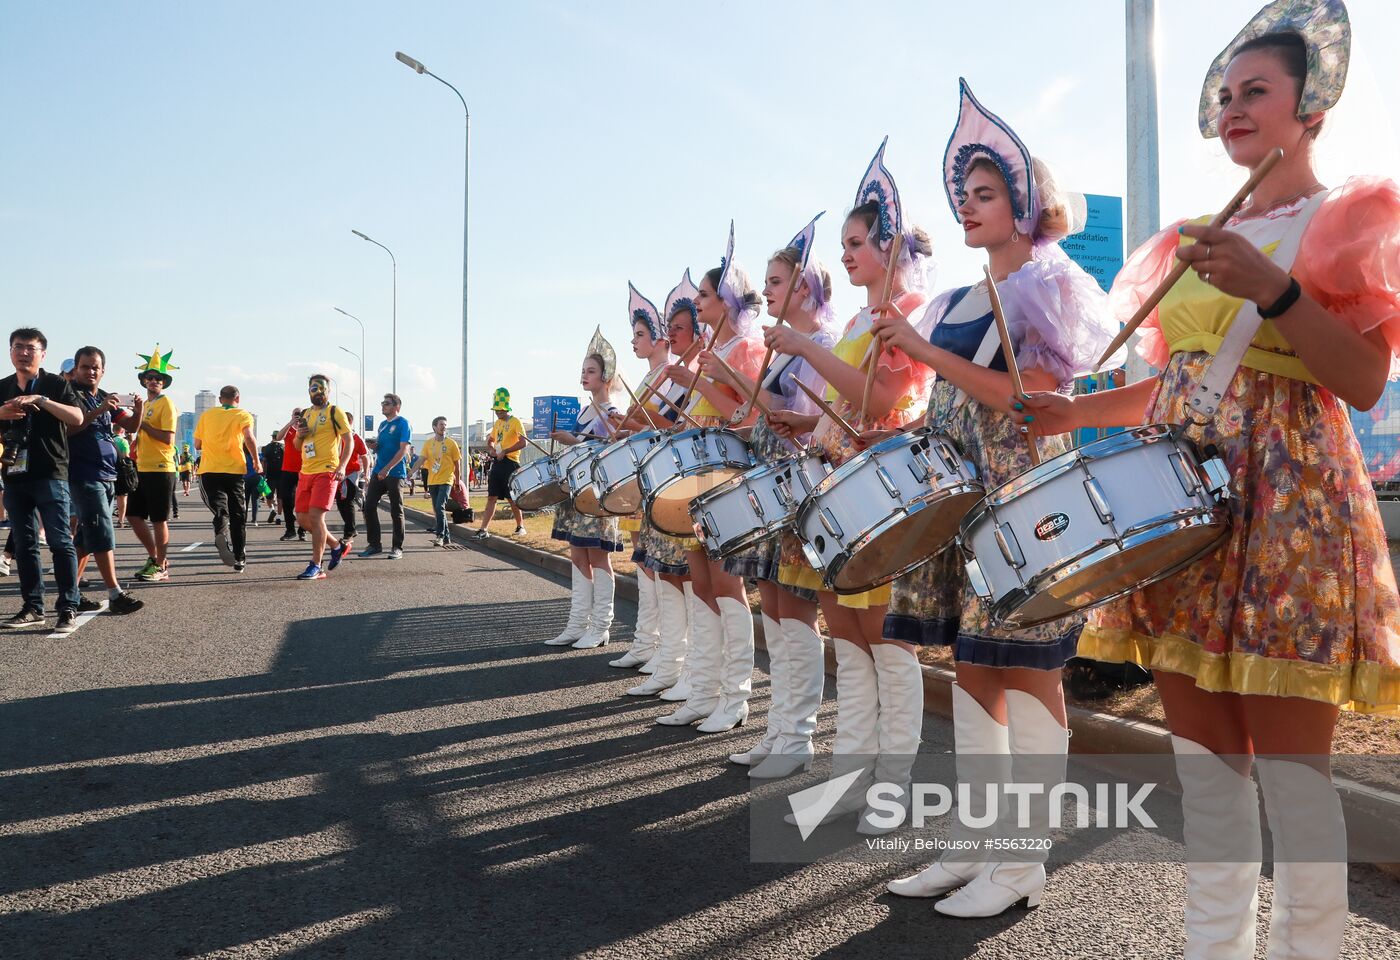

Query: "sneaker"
<box><xmin>298</xmin><ymin>532</ymin><xmax>307</xmax><ymax>541</ymax></box>
<box><xmin>279</xmin><ymin>531</ymin><xmax>297</xmax><ymax>542</ymax></box>
<box><xmin>248</xmin><ymin>521</ymin><xmax>259</xmax><ymax>528</ymax></box>
<box><xmin>472</xmin><ymin>529</ymin><xmax>489</xmax><ymax>541</ymax></box>
<box><xmin>268</xmin><ymin>514</ymin><xmax>279</xmax><ymax>525</ymax></box>
<box><xmin>387</xmin><ymin>548</ymin><xmax>403</xmax><ymax>560</ymax></box>
<box><xmin>108</xmin><ymin>591</ymin><xmax>144</xmax><ymax>615</ymax></box>
<box><xmin>148</xmin><ymin>566</ymin><xmax>170</xmax><ymax>582</ymax></box>
<box><xmin>358</xmin><ymin>545</ymin><xmax>383</xmax><ymax>558</ymax></box>
<box><xmin>53</xmin><ymin>610</ymin><xmax>79</xmax><ymax>634</ymax></box>
<box><xmin>134</xmin><ymin>558</ymin><xmax>160</xmax><ymax>581</ymax></box>
<box><xmin>215</xmin><ymin>531</ymin><xmax>236</xmax><ymax>567</ymax></box>
<box><xmin>297</xmin><ymin>563</ymin><xmax>326</xmax><ymax>581</ymax></box>
<box><xmin>513</xmin><ymin>525</ymin><xmax>526</xmax><ymax>536</ymax></box>
<box><xmin>0</xmin><ymin>556</ymin><xmax>10</xmax><ymax>577</ymax></box>
<box><xmin>77</xmin><ymin>595</ymin><xmax>106</xmax><ymax>613</ymax></box>
<box><xmin>233</xmin><ymin>561</ymin><xmax>246</xmax><ymax>573</ymax></box>
<box><xmin>1</xmin><ymin>607</ymin><xmax>45</xmax><ymax>629</ymax></box>
<box><xmin>327</xmin><ymin>541</ymin><xmax>349</xmax><ymax>571</ymax></box>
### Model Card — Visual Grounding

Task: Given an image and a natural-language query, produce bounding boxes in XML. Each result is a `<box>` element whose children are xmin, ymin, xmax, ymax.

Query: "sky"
<box><xmin>3</xmin><ymin>0</ymin><xmax>1397</xmax><ymax>439</ymax></box>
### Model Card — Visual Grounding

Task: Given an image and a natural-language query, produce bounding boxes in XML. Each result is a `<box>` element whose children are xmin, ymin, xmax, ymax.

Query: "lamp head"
<box><xmin>351</xmin><ymin>229</ymin><xmax>370</xmax><ymax>241</ymax></box>
<box><xmin>395</xmin><ymin>51</ymin><xmax>426</xmax><ymax>74</ymax></box>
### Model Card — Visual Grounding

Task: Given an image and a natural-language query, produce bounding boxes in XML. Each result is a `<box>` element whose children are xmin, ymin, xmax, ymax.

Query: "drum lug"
<box><xmin>875</xmin><ymin>464</ymin><xmax>900</xmax><ymax>499</ymax></box>
<box><xmin>1084</xmin><ymin>477</ymin><xmax>1114</xmax><ymax>523</ymax></box>
<box><xmin>703</xmin><ymin>511</ymin><xmax>719</xmax><ymax>542</ymax></box>
<box><xmin>964</xmin><ymin>556</ymin><xmax>993</xmax><ymax>600</ymax></box>
<box><xmin>994</xmin><ymin>522</ymin><xmax>1026</xmax><ymax>569</ymax></box>
<box><xmin>938</xmin><ymin>444</ymin><xmax>963</xmax><ymax>476</ymax></box>
<box><xmin>775</xmin><ymin>474</ymin><xmax>794</xmax><ymax>509</ymax></box>
<box><xmin>1169</xmin><ymin>450</ymin><xmax>1201</xmax><ymax>498</ymax></box>
<box><xmin>670</xmin><ymin>447</ymin><xmax>685</xmax><ymax>472</ymax></box>
<box><xmin>820</xmin><ymin>508</ymin><xmax>844</xmax><ymax>540</ymax></box>
<box><xmin>911</xmin><ymin>449</ymin><xmax>934</xmax><ymax>482</ymax></box>
<box><xmin>746</xmin><ymin>487</ymin><xmax>766</xmax><ymax>519</ymax></box>
<box><xmin>1200</xmin><ymin>456</ymin><xmax>1230</xmax><ymax>497</ymax></box>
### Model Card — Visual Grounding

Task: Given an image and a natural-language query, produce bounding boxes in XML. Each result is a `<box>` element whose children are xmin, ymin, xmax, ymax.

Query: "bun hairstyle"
<box><xmin>964</xmin><ymin>155</ymin><xmax>1083</xmax><ymax>243</ymax></box>
<box><xmin>769</xmin><ymin>245</ymin><xmax>833</xmax><ymax>306</ymax></box>
<box><xmin>703</xmin><ymin>264</ymin><xmax>763</xmax><ymax>314</ymax></box>
<box><xmin>845</xmin><ymin>201</ymin><xmax>933</xmax><ymax>259</ymax></box>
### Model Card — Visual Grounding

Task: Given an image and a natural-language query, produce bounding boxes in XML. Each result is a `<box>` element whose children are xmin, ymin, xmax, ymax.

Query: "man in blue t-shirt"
<box><xmin>359</xmin><ymin>392</ymin><xmax>411</xmax><ymax>559</ymax></box>
<box><xmin>67</xmin><ymin>346</ymin><xmax>144</xmax><ymax>615</ymax></box>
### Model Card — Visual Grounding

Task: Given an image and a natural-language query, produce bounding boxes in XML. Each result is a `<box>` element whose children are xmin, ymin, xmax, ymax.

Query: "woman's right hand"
<box><xmin>1017</xmin><ymin>391</ymin><xmax>1079</xmax><ymax>437</ymax></box>
<box><xmin>549</xmin><ymin>429</ymin><xmax>575</xmax><ymax>444</ymax></box>
<box><xmin>766</xmin><ymin>409</ymin><xmax>819</xmax><ymax>439</ymax></box>
<box><xmin>763</xmin><ymin>324</ymin><xmax>810</xmax><ymax>358</ymax></box>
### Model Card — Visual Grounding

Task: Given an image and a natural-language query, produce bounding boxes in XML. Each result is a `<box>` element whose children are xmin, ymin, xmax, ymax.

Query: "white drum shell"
<box><xmin>592</xmin><ymin>430</ymin><xmax>667</xmax><ymax>515</ymax></box>
<box><xmin>558</xmin><ymin>439</ymin><xmax>610</xmax><ymax>516</ymax></box>
<box><xmin>508</xmin><ymin>457</ymin><xmax>566</xmax><ymax>511</ymax></box>
<box><xmin>637</xmin><ymin>427</ymin><xmax>755</xmax><ymax>536</ymax></box>
<box><xmin>960</xmin><ymin>425</ymin><xmax>1230</xmax><ymax>629</ymax></box>
<box><xmin>690</xmin><ymin>453</ymin><xmax>831</xmax><ymax>559</ymax></box>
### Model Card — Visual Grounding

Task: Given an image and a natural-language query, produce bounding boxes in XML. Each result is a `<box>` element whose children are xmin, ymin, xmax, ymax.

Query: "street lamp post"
<box><xmin>338</xmin><ymin>345</ymin><xmax>363</xmax><ymax>434</ymax></box>
<box><xmin>350</xmin><ymin>230</ymin><xmax>398</xmax><ymax>394</ymax></box>
<box><xmin>334</xmin><ymin>307</ymin><xmax>367</xmax><ymax>433</ymax></box>
<box><xmin>396</xmin><ymin>50</ymin><xmax>469</xmax><ymax>449</ymax></box>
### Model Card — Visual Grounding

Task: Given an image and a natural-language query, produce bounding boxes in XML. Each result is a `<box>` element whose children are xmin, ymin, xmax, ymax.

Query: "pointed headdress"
<box><xmin>627</xmin><ymin>282</ymin><xmax>663</xmax><ymax>342</ymax></box>
<box><xmin>584</xmin><ymin>325</ymin><xmax>618</xmax><ymax>382</ymax></box>
<box><xmin>942</xmin><ymin>78</ymin><xmax>1039</xmax><ymax>239</ymax></box>
<box><xmin>663</xmin><ymin>269</ymin><xmax>701</xmax><ymax>339</ymax></box>
<box><xmin>136</xmin><ymin>344</ymin><xmax>177</xmax><ymax>387</ymax></box>
<box><xmin>854</xmin><ymin>137</ymin><xmax>903</xmax><ymax>251</ymax></box>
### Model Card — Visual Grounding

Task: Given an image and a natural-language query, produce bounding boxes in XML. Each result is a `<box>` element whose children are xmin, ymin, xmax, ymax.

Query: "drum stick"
<box><xmin>789</xmin><ymin>373</ymin><xmax>862</xmax><ymax>443</ymax></box>
<box><xmin>631</xmin><ymin>339</ymin><xmax>702</xmax><ymax>413</ymax></box>
<box><xmin>985</xmin><ymin>266</ymin><xmax>1040</xmax><ymax>467</ymax></box>
<box><xmin>710</xmin><ymin>352</ymin><xmax>772</xmax><ymax>416</ymax></box>
<box><xmin>1093</xmin><ymin>146</ymin><xmax>1283</xmax><ymax>371</ymax></box>
<box><xmin>676</xmin><ymin>314</ymin><xmax>729</xmax><ymax>414</ymax></box>
<box><xmin>858</xmin><ymin>233</ymin><xmax>905</xmax><ymax>426</ymax></box>
<box><xmin>616</xmin><ymin>372</ymin><xmax>662</xmax><ymax>431</ymax></box>
<box><xmin>741</xmin><ymin>262</ymin><xmax>805</xmax><ymax>418</ymax></box>
<box><xmin>525</xmin><ymin>435</ymin><xmax>553</xmax><ymax>458</ymax></box>
<box><xmin>548</xmin><ymin>410</ymin><xmax>556</xmax><ymax>458</ymax></box>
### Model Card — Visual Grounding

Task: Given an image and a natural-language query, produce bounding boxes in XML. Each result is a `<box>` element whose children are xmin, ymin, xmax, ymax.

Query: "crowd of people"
<box><xmin>531</xmin><ymin>3</ymin><xmax>1399</xmax><ymax>954</ymax></box>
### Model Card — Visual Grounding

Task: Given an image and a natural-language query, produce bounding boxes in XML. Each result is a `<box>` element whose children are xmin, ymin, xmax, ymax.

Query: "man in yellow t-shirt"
<box><xmin>419</xmin><ymin>415</ymin><xmax>462</xmax><ymax>546</ymax></box>
<box><xmin>472</xmin><ymin>387</ymin><xmax>526</xmax><ymax>540</ymax></box>
<box><xmin>292</xmin><ymin>374</ymin><xmax>352</xmax><ymax>580</ymax></box>
<box><xmin>129</xmin><ymin>361</ymin><xmax>180</xmax><ymax>582</ymax></box>
<box><xmin>193</xmin><ymin>385</ymin><xmax>260</xmax><ymax>571</ymax></box>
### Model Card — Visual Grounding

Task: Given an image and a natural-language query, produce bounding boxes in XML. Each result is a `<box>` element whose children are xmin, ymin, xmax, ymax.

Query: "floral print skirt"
<box><xmin>551</xmin><ymin>500</ymin><xmax>623</xmax><ymax>553</ymax></box>
<box><xmin>884</xmin><ymin>382</ymin><xmax>1080</xmax><ymax>670</ymax></box>
<box><xmin>1078</xmin><ymin>352</ymin><xmax>1400</xmax><ymax>713</ymax></box>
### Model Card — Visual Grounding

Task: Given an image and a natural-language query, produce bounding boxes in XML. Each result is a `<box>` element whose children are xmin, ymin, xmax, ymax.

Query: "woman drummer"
<box><xmin>653</xmin><ymin>227</ymin><xmax>768</xmax><ymax>735</ymax></box>
<box><xmin>1025</xmin><ymin>3</ymin><xmax>1399</xmax><ymax>953</ymax></box>
<box><xmin>544</xmin><ymin>327</ymin><xmax>625</xmax><ymax>651</ymax></box>
<box><xmin>606</xmin><ymin>283</ymin><xmax>675</xmax><ymax>673</ymax></box>
<box><xmin>702</xmin><ymin>216</ymin><xmax>841</xmax><ymax>778</ymax></box>
<box><xmin>874</xmin><ymin>81</ymin><xmax>1120</xmax><ymax>916</ymax></box>
<box><xmin>625</xmin><ymin>272</ymin><xmax>704</xmax><ymax>699</ymax></box>
<box><xmin>765</xmin><ymin>141</ymin><xmax>936</xmax><ymax>829</ymax></box>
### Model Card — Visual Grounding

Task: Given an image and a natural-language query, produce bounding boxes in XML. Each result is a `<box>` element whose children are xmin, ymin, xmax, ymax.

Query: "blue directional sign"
<box><xmin>533</xmin><ymin>396</ymin><xmax>580</xmax><ymax>438</ymax></box>
<box><xmin>1060</xmin><ymin>194</ymin><xmax>1124</xmax><ymax>293</ymax></box>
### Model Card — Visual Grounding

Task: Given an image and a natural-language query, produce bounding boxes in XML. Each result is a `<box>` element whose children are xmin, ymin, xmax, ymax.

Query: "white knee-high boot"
<box><xmin>544</xmin><ymin>565</ymin><xmax>593</xmax><ymax>645</ymax></box>
<box><xmin>698</xmin><ymin>595</ymin><xmax>755</xmax><ymax>733</ymax></box>
<box><xmin>936</xmin><ymin>689</ymin><xmax>1065</xmax><ymax>916</ymax></box>
<box><xmin>658</xmin><ymin>582</ymin><xmax>696</xmax><ymax>702</ymax></box>
<box><xmin>730</xmin><ymin>612</ymin><xmax>784</xmax><ymax>764</ymax></box>
<box><xmin>657</xmin><ymin>592</ymin><xmax>721</xmax><ymax>725</ymax></box>
<box><xmin>785</xmin><ymin>639</ymin><xmax>879</xmax><ymax>827</ymax></box>
<box><xmin>1168</xmin><ymin>735</ymin><xmax>1263</xmax><ymax>959</ymax></box>
<box><xmin>573</xmin><ymin>567</ymin><xmax>614</xmax><ymax>648</ymax></box>
<box><xmin>888</xmin><ymin>683</ymin><xmax>1009</xmax><ymax>897</ymax></box>
<box><xmin>749</xmin><ymin>617</ymin><xmax>824</xmax><ymax>779</ymax></box>
<box><xmin>627</xmin><ymin>578</ymin><xmax>688</xmax><ymax>695</ymax></box>
<box><xmin>1257</xmin><ymin>757</ymin><xmax>1348</xmax><ymax>960</ymax></box>
<box><xmin>858</xmin><ymin>644</ymin><xmax>925</xmax><ymax>835</ymax></box>
<box><xmin>610</xmin><ymin>571</ymin><xmax>658</xmax><ymax>667</ymax></box>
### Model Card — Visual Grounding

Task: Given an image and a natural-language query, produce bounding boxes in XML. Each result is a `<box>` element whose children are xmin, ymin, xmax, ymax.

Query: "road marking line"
<box><xmin>181</xmin><ymin>541</ymin><xmax>204</xmax><ymax>552</ymax></box>
<box><xmin>45</xmin><ymin>608</ymin><xmax>103</xmax><ymax>640</ymax></box>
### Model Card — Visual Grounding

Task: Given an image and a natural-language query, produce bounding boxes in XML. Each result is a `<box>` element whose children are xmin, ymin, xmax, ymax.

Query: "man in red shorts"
<box><xmin>291</xmin><ymin>374</ymin><xmax>351</xmax><ymax>580</ymax></box>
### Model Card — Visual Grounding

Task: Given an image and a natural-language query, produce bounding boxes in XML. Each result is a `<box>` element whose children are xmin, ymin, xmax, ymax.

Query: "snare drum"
<box><xmin>690</xmin><ymin>453</ymin><xmax>831</xmax><ymax>559</ymax></box>
<box><xmin>796</xmin><ymin>428</ymin><xmax>983</xmax><ymax>593</ymax></box>
<box><xmin>558</xmin><ymin>439</ymin><xmax>611</xmax><ymax>517</ymax></box>
<box><xmin>637</xmin><ymin>427</ymin><xmax>754</xmax><ymax>537</ymax></box>
<box><xmin>508</xmin><ymin>456</ymin><xmax>567</xmax><ymax>511</ymax></box>
<box><xmin>961</xmin><ymin>424</ymin><xmax>1230</xmax><ymax>629</ymax></box>
<box><xmin>592</xmin><ymin>430</ymin><xmax>668</xmax><ymax>516</ymax></box>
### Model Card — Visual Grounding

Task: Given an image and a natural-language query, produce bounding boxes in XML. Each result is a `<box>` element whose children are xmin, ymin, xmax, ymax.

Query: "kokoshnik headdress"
<box><xmin>585</xmin><ymin>325</ymin><xmax>618</xmax><ymax>383</ymax></box>
<box><xmin>786</xmin><ymin>211</ymin><xmax>833</xmax><ymax>317</ymax></box>
<box><xmin>714</xmin><ymin>220</ymin><xmax>762</xmax><ymax>340</ymax></box>
<box><xmin>664</xmin><ymin>269</ymin><xmax>701</xmax><ymax>339</ymax></box>
<box><xmin>854</xmin><ymin>137</ymin><xmax>931</xmax><ymax>291</ymax></box>
<box><xmin>627</xmin><ymin>282</ymin><xmax>663</xmax><ymax>342</ymax></box>
<box><xmin>943</xmin><ymin>78</ymin><xmax>1039</xmax><ymax>239</ymax></box>
<box><xmin>136</xmin><ymin>344</ymin><xmax>177</xmax><ymax>387</ymax></box>
<box><xmin>1198</xmin><ymin>0</ymin><xmax>1350</xmax><ymax>138</ymax></box>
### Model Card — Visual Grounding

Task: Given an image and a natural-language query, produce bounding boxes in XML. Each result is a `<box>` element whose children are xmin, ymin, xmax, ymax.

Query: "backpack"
<box><xmin>262</xmin><ymin>442</ymin><xmax>284</xmax><ymax>472</ymax></box>
<box><xmin>115</xmin><ymin>456</ymin><xmax>140</xmax><ymax>496</ymax></box>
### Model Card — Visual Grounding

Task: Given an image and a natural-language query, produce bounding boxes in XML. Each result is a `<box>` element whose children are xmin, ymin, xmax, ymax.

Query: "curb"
<box><xmin>406</xmin><ymin>504</ymin><xmax>1400</xmax><ymax>876</ymax></box>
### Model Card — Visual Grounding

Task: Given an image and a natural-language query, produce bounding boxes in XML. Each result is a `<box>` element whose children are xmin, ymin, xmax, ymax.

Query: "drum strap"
<box><xmin>923</xmin><ymin>287</ymin><xmax>1004</xmax><ymax>430</ymax></box>
<box><xmin>1185</xmin><ymin>190</ymin><xmax>1328</xmax><ymax>421</ymax></box>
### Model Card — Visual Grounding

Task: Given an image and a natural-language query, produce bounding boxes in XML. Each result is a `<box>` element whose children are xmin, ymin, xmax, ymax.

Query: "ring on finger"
<box><xmin>1205</xmin><ymin>243</ymin><xmax>1212</xmax><ymax>259</ymax></box>
<box><xmin>1204</xmin><ymin>272</ymin><xmax>1212</xmax><ymax>284</ymax></box>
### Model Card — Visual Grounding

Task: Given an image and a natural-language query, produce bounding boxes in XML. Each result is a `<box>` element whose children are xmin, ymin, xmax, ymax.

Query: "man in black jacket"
<box><xmin>0</xmin><ymin>328</ymin><xmax>87</xmax><ymax>632</ymax></box>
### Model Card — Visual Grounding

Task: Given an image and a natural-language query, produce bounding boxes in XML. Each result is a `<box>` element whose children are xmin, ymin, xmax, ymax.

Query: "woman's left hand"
<box><xmin>1176</xmin><ymin>224</ymin><xmax>1293</xmax><ymax>305</ymax></box>
<box><xmin>696</xmin><ymin>350</ymin><xmax>726</xmax><ymax>384</ymax></box>
<box><xmin>870</xmin><ymin>306</ymin><xmax>922</xmax><ymax>356</ymax></box>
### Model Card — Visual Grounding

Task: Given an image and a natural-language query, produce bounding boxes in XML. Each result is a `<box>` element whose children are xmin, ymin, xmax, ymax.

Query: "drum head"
<box><xmin>999</xmin><ymin>521</ymin><xmax>1228</xmax><ymax>628</ymax></box>
<box><xmin>830</xmin><ymin>489</ymin><xmax>983</xmax><ymax>593</ymax></box>
<box><xmin>599</xmin><ymin>479</ymin><xmax>642</xmax><ymax>515</ymax></box>
<box><xmin>573</xmin><ymin>487</ymin><xmax>610</xmax><ymax>518</ymax></box>
<box><xmin>647</xmin><ymin>470</ymin><xmax>741</xmax><ymax>537</ymax></box>
<box><xmin>515</xmin><ymin>484</ymin><xmax>567</xmax><ymax>512</ymax></box>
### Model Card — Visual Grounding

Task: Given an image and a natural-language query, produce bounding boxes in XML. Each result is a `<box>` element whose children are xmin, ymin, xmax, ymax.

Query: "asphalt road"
<box><xmin>1</xmin><ymin>495</ymin><xmax>1397</xmax><ymax>959</ymax></box>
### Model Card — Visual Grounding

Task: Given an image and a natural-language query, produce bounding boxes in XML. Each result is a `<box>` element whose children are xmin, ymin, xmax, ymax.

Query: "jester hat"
<box><xmin>136</xmin><ymin>344</ymin><xmax>177</xmax><ymax>387</ymax></box>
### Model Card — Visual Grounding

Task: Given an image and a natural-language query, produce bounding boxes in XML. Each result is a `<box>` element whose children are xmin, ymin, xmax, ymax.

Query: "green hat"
<box><xmin>136</xmin><ymin>343</ymin><xmax>177</xmax><ymax>387</ymax></box>
<box><xmin>491</xmin><ymin>387</ymin><xmax>511</xmax><ymax>412</ymax></box>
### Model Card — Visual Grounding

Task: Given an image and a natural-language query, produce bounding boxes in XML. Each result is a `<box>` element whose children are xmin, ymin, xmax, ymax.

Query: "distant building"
<box><xmin>176</xmin><ymin>411</ymin><xmax>195</xmax><ymax>452</ymax></box>
<box><xmin>193</xmin><ymin>389</ymin><xmax>217</xmax><ymax>422</ymax></box>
